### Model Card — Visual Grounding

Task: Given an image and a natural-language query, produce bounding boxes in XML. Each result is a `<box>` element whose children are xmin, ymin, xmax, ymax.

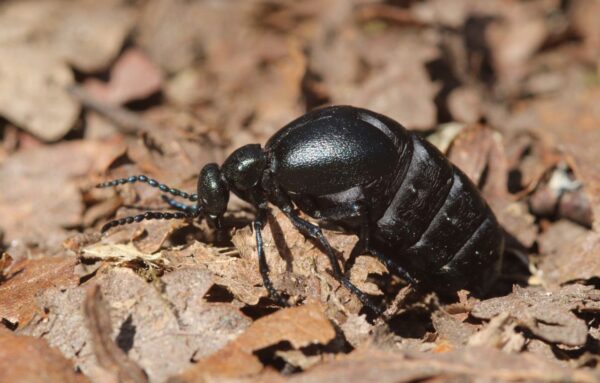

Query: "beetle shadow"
<box><xmin>469</xmin><ymin>229</ymin><xmax>532</xmax><ymax>300</ymax></box>
<box><xmin>266</xmin><ymin>212</ymin><xmax>294</xmax><ymax>272</ymax></box>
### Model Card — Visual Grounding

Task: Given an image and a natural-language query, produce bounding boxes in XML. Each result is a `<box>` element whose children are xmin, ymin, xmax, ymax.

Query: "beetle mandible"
<box><xmin>98</xmin><ymin>105</ymin><xmax>504</xmax><ymax>312</ymax></box>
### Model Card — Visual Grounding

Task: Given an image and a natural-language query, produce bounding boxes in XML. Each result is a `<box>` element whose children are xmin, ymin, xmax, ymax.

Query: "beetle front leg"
<box><xmin>252</xmin><ymin>205</ymin><xmax>288</xmax><ymax>306</ymax></box>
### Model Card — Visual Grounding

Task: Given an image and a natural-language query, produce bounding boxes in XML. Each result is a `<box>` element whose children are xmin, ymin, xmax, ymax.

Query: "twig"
<box><xmin>84</xmin><ymin>285</ymin><xmax>148</xmax><ymax>383</ymax></box>
<box><xmin>68</xmin><ymin>85</ymin><xmax>160</xmax><ymax>134</ymax></box>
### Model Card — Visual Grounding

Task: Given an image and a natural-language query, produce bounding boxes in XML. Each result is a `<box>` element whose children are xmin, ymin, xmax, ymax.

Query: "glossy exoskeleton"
<box><xmin>98</xmin><ymin>105</ymin><xmax>504</xmax><ymax>312</ymax></box>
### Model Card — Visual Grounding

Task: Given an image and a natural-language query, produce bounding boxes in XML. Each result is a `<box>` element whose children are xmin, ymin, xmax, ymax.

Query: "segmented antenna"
<box><xmin>161</xmin><ymin>195</ymin><xmax>199</xmax><ymax>214</ymax></box>
<box><xmin>101</xmin><ymin>208</ymin><xmax>202</xmax><ymax>233</ymax></box>
<box><xmin>96</xmin><ymin>175</ymin><xmax>198</xmax><ymax>201</ymax></box>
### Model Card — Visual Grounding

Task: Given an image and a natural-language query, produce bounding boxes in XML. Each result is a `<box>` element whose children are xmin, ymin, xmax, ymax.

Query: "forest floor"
<box><xmin>0</xmin><ymin>1</ymin><xmax>599</xmax><ymax>382</ymax></box>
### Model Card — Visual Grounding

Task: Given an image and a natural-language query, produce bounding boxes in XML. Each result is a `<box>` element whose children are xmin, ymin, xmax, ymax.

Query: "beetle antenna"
<box><xmin>97</xmin><ymin>175</ymin><xmax>199</xmax><ymax>201</ymax></box>
<box><xmin>101</xmin><ymin>207</ymin><xmax>202</xmax><ymax>233</ymax></box>
<box><xmin>161</xmin><ymin>195</ymin><xmax>198</xmax><ymax>214</ymax></box>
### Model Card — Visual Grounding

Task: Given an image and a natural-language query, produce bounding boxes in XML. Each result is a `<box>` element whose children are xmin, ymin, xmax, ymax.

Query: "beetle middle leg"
<box><xmin>262</xmin><ymin>174</ymin><xmax>382</xmax><ymax>313</ymax></box>
<box><xmin>276</xmin><ymin>205</ymin><xmax>382</xmax><ymax>314</ymax></box>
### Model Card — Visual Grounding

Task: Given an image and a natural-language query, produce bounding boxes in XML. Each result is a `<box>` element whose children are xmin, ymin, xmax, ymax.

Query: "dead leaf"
<box><xmin>81</xmin><ymin>242</ymin><xmax>170</xmax><ymax>274</ymax></box>
<box><xmin>0</xmin><ymin>328</ymin><xmax>90</xmax><ymax>383</ymax></box>
<box><xmin>0</xmin><ymin>1</ymin><xmax>136</xmax><ymax>71</ymax></box>
<box><xmin>447</xmin><ymin>86</ymin><xmax>482</xmax><ymax>124</ymax></box>
<box><xmin>50</xmin><ymin>2</ymin><xmax>135</xmax><ymax>72</ymax></box>
<box><xmin>0</xmin><ymin>255</ymin><xmax>78</xmax><ymax>328</ymax></box>
<box><xmin>84</xmin><ymin>285</ymin><xmax>148</xmax><ymax>383</ymax></box>
<box><xmin>245</xmin><ymin>347</ymin><xmax>599</xmax><ymax>383</ymax></box>
<box><xmin>431</xmin><ymin>309</ymin><xmax>476</xmax><ymax>346</ymax></box>
<box><xmin>447</xmin><ymin>125</ymin><xmax>537</xmax><ymax>247</ymax></box>
<box><xmin>471</xmin><ymin>284</ymin><xmax>598</xmax><ymax>347</ymax></box>
<box><xmin>0</xmin><ymin>45</ymin><xmax>78</xmax><ymax>141</ymax></box>
<box><xmin>508</xmin><ymin>87</ymin><xmax>600</xmax><ymax>230</ymax></box>
<box><xmin>0</xmin><ymin>140</ymin><xmax>124</xmax><ymax>248</ymax></box>
<box><xmin>84</xmin><ymin>48</ymin><xmax>163</xmax><ymax>105</ymax></box>
<box><xmin>175</xmin><ymin>303</ymin><xmax>336</xmax><ymax>382</ymax></box>
<box><xmin>467</xmin><ymin>312</ymin><xmax>525</xmax><ymax>353</ymax></box>
<box><xmin>0</xmin><ymin>252</ymin><xmax>13</xmax><ymax>280</ymax></box>
<box><xmin>569</xmin><ymin>0</ymin><xmax>600</xmax><ymax>57</ymax></box>
<box><xmin>340</xmin><ymin>313</ymin><xmax>372</xmax><ymax>348</ymax></box>
<box><xmin>337</xmin><ymin>34</ymin><xmax>439</xmax><ymax>130</ymax></box>
<box><xmin>486</xmin><ymin>5</ymin><xmax>548</xmax><ymax>94</ymax></box>
<box><xmin>540</xmin><ymin>231</ymin><xmax>600</xmax><ymax>286</ymax></box>
<box><xmin>23</xmin><ymin>267</ymin><xmax>250</xmax><ymax>383</ymax></box>
<box><xmin>192</xmin><ymin>209</ymin><xmax>385</xmax><ymax>314</ymax></box>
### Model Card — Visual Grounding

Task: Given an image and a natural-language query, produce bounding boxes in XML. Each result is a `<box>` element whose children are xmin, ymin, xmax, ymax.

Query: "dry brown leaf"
<box><xmin>486</xmin><ymin>4</ymin><xmax>548</xmax><ymax>94</ymax></box>
<box><xmin>84</xmin><ymin>48</ymin><xmax>163</xmax><ymax>105</ymax></box>
<box><xmin>431</xmin><ymin>309</ymin><xmax>476</xmax><ymax>346</ymax></box>
<box><xmin>81</xmin><ymin>242</ymin><xmax>170</xmax><ymax>274</ymax></box>
<box><xmin>540</xmin><ymin>231</ymin><xmax>600</xmax><ymax>286</ymax></box>
<box><xmin>50</xmin><ymin>2</ymin><xmax>135</xmax><ymax>72</ymax></box>
<box><xmin>339</xmin><ymin>313</ymin><xmax>373</xmax><ymax>348</ymax></box>
<box><xmin>0</xmin><ymin>45</ymin><xmax>78</xmax><ymax>141</ymax></box>
<box><xmin>192</xmin><ymin>209</ymin><xmax>385</xmax><ymax>313</ymax></box>
<box><xmin>336</xmin><ymin>35</ymin><xmax>438</xmax><ymax>130</ymax></box>
<box><xmin>467</xmin><ymin>312</ymin><xmax>525</xmax><ymax>353</ymax></box>
<box><xmin>447</xmin><ymin>86</ymin><xmax>482</xmax><ymax>124</ymax></box>
<box><xmin>471</xmin><ymin>284</ymin><xmax>598</xmax><ymax>347</ymax></box>
<box><xmin>0</xmin><ymin>255</ymin><xmax>78</xmax><ymax>328</ymax></box>
<box><xmin>0</xmin><ymin>327</ymin><xmax>90</xmax><ymax>383</ymax></box>
<box><xmin>0</xmin><ymin>1</ymin><xmax>135</xmax><ymax>72</ymax></box>
<box><xmin>248</xmin><ymin>347</ymin><xmax>599</xmax><ymax>383</ymax></box>
<box><xmin>0</xmin><ymin>140</ymin><xmax>124</xmax><ymax>248</ymax></box>
<box><xmin>0</xmin><ymin>252</ymin><xmax>13</xmax><ymax>280</ymax></box>
<box><xmin>569</xmin><ymin>0</ymin><xmax>600</xmax><ymax>56</ymax></box>
<box><xmin>447</xmin><ymin>125</ymin><xmax>537</xmax><ymax>247</ymax></box>
<box><xmin>0</xmin><ymin>1</ymin><xmax>135</xmax><ymax>140</ymax></box>
<box><xmin>175</xmin><ymin>303</ymin><xmax>336</xmax><ymax>382</ymax></box>
<box><xmin>508</xmin><ymin>87</ymin><xmax>600</xmax><ymax>230</ymax></box>
<box><xmin>23</xmin><ymin>267</ymin><xmax>250</xmax><ymax>383</ymax></box>
<box><xmin>536</xmin><ymin>220</ymin><xmax>597</xmax><ymax>287</ymax></box>
<box><xmin>136</xmin><ymin>0</ymin><xmax>213</xmax><ymax>74</ymax></box>
<box><xmin>84</xmin><ymin>285</ymin><xmax>148</xmax><ymax>383</ymax></box>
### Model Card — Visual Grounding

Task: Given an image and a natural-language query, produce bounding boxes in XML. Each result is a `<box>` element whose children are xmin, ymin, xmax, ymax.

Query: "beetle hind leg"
<box><xmin>364</xmin><ymin>246</ymin><xmax>416</xmax><ymax>285</ymax></box>
<box><xmin>345</xmin><ymin>217</ymin><xmax>416</xmax><ymax>285</ymax></box>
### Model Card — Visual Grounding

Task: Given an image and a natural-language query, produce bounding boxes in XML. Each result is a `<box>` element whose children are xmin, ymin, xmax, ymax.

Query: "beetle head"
<box><xmin>197</xmin><ymin>163</ymin><xmax>229</xmax><ymax>220</ymax></box>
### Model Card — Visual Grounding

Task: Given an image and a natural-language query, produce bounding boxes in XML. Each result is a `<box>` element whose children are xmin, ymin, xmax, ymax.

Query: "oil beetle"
<box><xmin>98</xmin><ymin>105</ymin><xmax>504</xmax><ymax>312</ymax></box>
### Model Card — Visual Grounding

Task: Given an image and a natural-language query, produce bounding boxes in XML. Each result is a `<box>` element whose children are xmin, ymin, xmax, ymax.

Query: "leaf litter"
<box><xmin>0</xmin><ymin>0</ymin><xmax>600</xmax><ymax>382</ymax></box>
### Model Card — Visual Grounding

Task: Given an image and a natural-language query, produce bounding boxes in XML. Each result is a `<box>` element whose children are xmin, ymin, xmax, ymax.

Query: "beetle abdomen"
<box><xmin>376</xmin><ymin>136</ymin><xmax>454</xmax><ymax>248</ymax></box>
<box><xmin>375</xmin><ymin>134</ymin><xmax>503</xmax><ymax>287</ymax></box>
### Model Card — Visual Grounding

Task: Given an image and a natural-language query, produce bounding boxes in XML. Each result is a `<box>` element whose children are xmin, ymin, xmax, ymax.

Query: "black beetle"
<box><xmin>98</xmin><ymin>105</ymin><xmax>504</xmax><ymax>312</ymax></box>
